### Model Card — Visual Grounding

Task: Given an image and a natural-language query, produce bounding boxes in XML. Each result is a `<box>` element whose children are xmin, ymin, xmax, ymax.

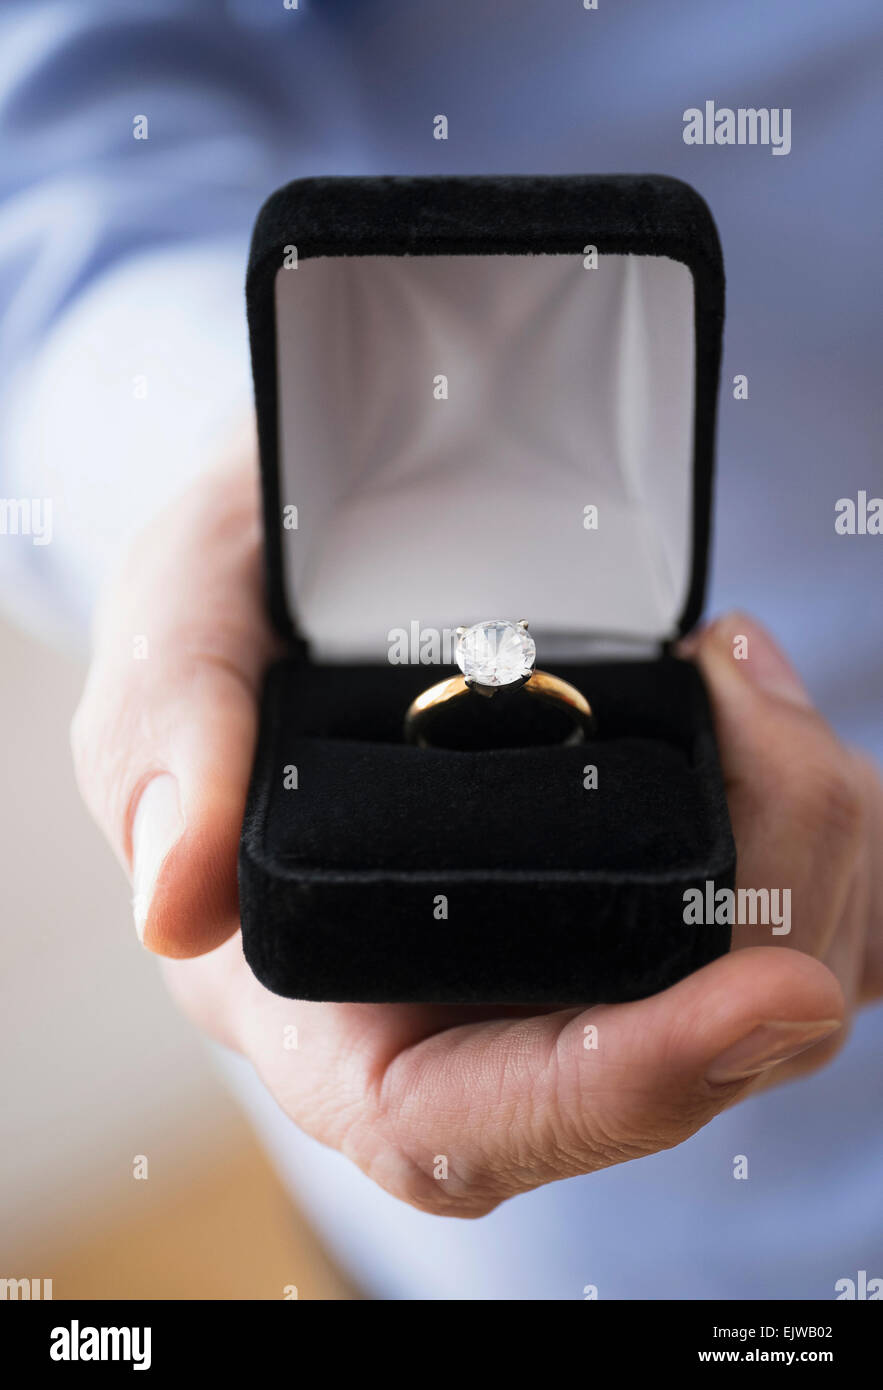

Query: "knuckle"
<box><xmin>343</xmin><ymin>1094</ymin><xmax>506</xmax><ymax>1219</ymax></box>
<box><xmin>780</xmin><ymin>747</ymin><xmax>864</xmax><ymax>848</ymax></box>
<box><xmin>395</xmin><ymin>1178</ymin><xmax>496</xmax><ymax>1219</ymax></box>
<box><xmin>363</xmin><ymin>1144</ymin><xmax>500</xmax><ymax>1219</ymax></box>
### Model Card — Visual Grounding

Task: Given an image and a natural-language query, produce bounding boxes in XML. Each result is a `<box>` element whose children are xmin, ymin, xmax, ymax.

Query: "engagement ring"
<box><xmin>403</xmin><ymin>619</ymin><xmax>596</xmax><ymax>748</ymax></box>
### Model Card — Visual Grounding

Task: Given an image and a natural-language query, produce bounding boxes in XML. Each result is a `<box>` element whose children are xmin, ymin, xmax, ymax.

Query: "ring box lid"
<box><xmin>246</xmin><ymin>174</ymin><xmax>724</xmax><ymax>662</ymax></box>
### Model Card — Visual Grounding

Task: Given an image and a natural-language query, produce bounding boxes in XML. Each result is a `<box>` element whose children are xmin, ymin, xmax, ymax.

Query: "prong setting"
<box><xmin>455</xmin><ymin>619</ymin><xmax>536</xmax><ymax>690</ymax></box>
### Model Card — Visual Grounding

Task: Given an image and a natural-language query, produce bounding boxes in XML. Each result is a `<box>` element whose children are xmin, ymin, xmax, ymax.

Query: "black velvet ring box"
<box><xmin>240</xmin><ymin>174</ymin><xmax>735</xmax><ymax>1004</ymax></box>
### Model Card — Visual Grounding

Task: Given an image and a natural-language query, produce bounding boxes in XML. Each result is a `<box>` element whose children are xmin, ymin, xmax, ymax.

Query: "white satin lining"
<box><xmin>274</xmin><ymin>253</ymin><xmax>695</xmax><ymax>660</ymax></box>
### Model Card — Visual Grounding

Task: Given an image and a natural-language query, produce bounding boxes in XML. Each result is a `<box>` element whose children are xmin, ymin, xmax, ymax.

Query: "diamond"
<box><xmin>455</xmin><ymin>619</ymin><xmax>536</xmax><ymax>689</ymax></box>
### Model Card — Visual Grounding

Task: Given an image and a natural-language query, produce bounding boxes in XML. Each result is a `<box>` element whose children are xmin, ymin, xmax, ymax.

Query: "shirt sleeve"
<box><xmin>0</xmin><ymin>2</ymin><xmax>285</xmax><ymax>645</ymax></box>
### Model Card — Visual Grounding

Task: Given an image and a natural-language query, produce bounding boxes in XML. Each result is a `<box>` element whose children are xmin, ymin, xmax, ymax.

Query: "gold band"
<box><xmin>404</xmin><ymin>669</ymin><xmax>596</xmax><ymax>748</ymax></box>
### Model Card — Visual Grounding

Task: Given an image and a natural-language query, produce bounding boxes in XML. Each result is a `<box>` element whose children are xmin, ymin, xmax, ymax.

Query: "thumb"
<box><xmin>127</xmin><ymin>668</ymin><xmax>258</xmax><ymax>957</ymax></box>
<box><xmin>71</xmin><ymin>461</ymin><xmax>279</xmax><ymax>957</ymax></box>
<box><xmin>374</xmin><ymin>946</ymin><xmax>844</xmax><ymax>1214</ymax></box>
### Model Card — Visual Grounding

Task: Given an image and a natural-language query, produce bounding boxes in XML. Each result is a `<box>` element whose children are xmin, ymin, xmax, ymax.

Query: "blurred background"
<box><xmin>0</xmin><ymin>616</ymin><xmax>352</xmax><ymax>1298</ymax></box>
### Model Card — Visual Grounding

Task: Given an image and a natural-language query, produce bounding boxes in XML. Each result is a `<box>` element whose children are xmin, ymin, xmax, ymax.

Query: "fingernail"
<box><xmin>706</xmin><ymin>612</ymin><xmax>812</xmax><ymax>707</ymax></box>
<box><xmin>131</xmin><ymin>774</ymin><xmax>184</xmax><ymax>942</ymax></box>
<box><xmin>706</xmin><ymin>1019</ymin><xmax>842</xmax><ymax>1084</ymax></box>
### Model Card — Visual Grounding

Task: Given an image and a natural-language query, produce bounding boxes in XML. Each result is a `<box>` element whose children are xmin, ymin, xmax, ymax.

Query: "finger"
<box><xmin>854</xmin><ymin>751</ymin><xmax>883</xmax><ymax>1003</ymax></box>
<box><xmin>370</xmin><ymin>948</ymin><xmax>841</xmax><ymax>1215</ymax></box>
<box><xmin>71</xmin><ymin>459</ymin><xmax>280</xmax><ymax>957</ymax></box>
<box><xmin>165</xmin><ymin>937</ymin><xmax>843</xmax><ymax>1217</ymax></box>
<box><xmin>682</xmin><ymin>613</ymin><xmax>864</xmax><ymax>962</ymax></box>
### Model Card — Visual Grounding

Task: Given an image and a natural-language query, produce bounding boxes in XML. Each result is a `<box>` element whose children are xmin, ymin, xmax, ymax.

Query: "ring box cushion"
<box><xmin>240</xmin><ymin>174</ymin><xmax>735</xmax><ymax>1004</ymax></box>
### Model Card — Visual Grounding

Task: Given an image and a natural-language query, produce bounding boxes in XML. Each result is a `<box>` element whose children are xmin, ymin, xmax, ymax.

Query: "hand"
<box><xmin>72</xmin><ymin>459</ymin><xmax>882</xmax><ymax>1217</ymax></box>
